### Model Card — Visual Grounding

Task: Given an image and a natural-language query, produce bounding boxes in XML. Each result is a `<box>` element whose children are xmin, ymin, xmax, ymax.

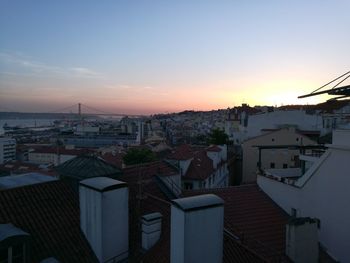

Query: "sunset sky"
<box><xmin>1</xmin><ymin>0</ymin><xmax>349</xmax><ymax>114</ymax></box>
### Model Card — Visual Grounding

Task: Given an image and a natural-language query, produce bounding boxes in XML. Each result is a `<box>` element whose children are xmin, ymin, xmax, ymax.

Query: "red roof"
<box><xmin>0</xmin><ymin>181</ymin><xmax>97</xmax><ymax>263</ymax></box>
<box><xmin>167</xmin><ymin>144</ymin><xmax>194</xmax><ymax>160</ymax></box>
<box><xmin>185</xmin><ymin>151</ymin><xmax>214</xmax><ymax>180</ymax></box>
<box><xmin>109</xmin><ymin>162</ymin><xmax>270</xmax><ymax>262</ymax></box>
<box><xmin>183</xmin><ymin>185</ymin><xmax>289</xmax><ymax>262</ymax></box>
<box><xmin>0</xmin><ymin>162</ymin><xmax>287</xmax><ymax>262</ymax></box>
<box><xmin>31</xmin><ymin>146</ymin><xmax>93</xmax><ymax>156</ymax></box>
<box><xmin>101</xmin><ymin>152</ymin><xmax>124</xmax><ymax>169</ymax></box>
<box><xmin>122</xmin><ymin>161</ymin><xmax>179</xmax><ymax>178</ymax></box>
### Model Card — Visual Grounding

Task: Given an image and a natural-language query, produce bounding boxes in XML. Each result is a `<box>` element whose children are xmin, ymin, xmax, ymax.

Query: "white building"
<box><xmin>28</xmin><ymin>147</ymin><xmax>84</xmax><ymax>166</ymax></box>
<box><xmin>166</xmin><ymin>145</ymin><xmax>229</xmax><ymax>190</ymax></box>
<box><xmin>0</xmin><ymin>138</ymin><xmax>16</xmax><ymax>164</ymax></box>
<box><xmin>242</xmin><ymin>127</ymin><xmax>316</xmax><ymax>183</ymax></box>
<box><xmin>257</xmin><ymin>129</ymin><xmax>350</xmax><ymax>262</ymax></box>
<box><xmin>246</xmin><ymin>110</ymin><xmax>322</xmax><ymax>139</ymax></box>
<box><xmin>75</xmin><ymin>125</ymin><xmax>100</xmax><ymax>136</ymax></box>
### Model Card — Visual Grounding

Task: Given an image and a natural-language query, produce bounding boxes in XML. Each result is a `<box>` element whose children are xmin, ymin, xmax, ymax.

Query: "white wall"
<box><xmin>207</xmin><ymin>151</ymin><xmax>219</xmax><ymax>169</ymax></box>
<box><xmin>80</xmin><ymin>179</ymin><xmax>129</xmax><ymax>262</ymax></box>
<box><xmin>258</xmin><ymin>134</ymin><xmax>350</xmax><ymax>262</ymax></box>
<box><xmin>171</xmin><ymin>195</ymin><xmax>224</xmax><ymax>263</ymax></box>
<box><xmin>246</xmin><ymin>111</ymin><xmax>322</xmax><ymax>139</ymax></box>
<box><xmin>242</xmin><ymin>128</ymin><xmax>316</xmax><ymax>183</ymax></box>
<box><xmin>179</xmin><ymin>159</ymin><xmax>192</xmax><ymax>176</ymax></box>
<box><xmin>0</xmin><ymin>138</ymin><xmax>16</xmax><ymax>164</ymax></box>
<box><xmin>28</xmin><ymin>152</ymin><xmax>76</xmax><ymax>166</ymax></box>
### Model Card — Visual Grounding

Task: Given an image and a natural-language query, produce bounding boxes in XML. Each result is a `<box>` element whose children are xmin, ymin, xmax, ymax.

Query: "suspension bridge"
<box><xmin>0</xmin><ymin>103</ymin><xmax>149</xmax><ymax>118</ymax></box>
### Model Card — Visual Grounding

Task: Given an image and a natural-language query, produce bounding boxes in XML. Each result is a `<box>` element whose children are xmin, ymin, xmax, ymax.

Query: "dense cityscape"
<box><xmin>1</xmin><ymin>1</ymin><xmax>350</xmax><ymax>263</ymax></box>
<box><xmin>1</xmin><ymin>97</ymin><xmax>350</xmax><ymax>262</ymax></box>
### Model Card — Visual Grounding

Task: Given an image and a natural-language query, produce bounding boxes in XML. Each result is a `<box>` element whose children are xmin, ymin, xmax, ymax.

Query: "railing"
<box><xmin>158</xmin><ymin>175</ymin><xmax>182</xmax><ymax>197</ymax></box>
<box><xmin>303</xmin><ymin>149</ymin><xmax>326</xmax><ymax>158</ymax></box>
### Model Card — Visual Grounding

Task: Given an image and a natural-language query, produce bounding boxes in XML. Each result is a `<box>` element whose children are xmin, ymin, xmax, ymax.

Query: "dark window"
<box><xmin>13</xmin><ymin>244</ymin><xmax>24</xmax><ymax>263</ymax></box>
<box><xmin>184</xmin><ymin>183</ymin><xmax>193</xmax><ymax>190</ymax></box>
<box><xmin>296</xmin><ymin>138</ymin><xmax>299</xmax><ymax>142</ymax></box>
<box><xmin>0</xmin><ymin>248</ymin><xmax>8</xmax><ymax>263</ymax></box>
<box><xmin>270</xmin><ymin>162</ymin><xmax>275</xmax><ymax>168</ymax></box>
<box><xmin>271</xmin><ymin>138</ymin><xmax>275</xmax><ymax>142</ymax></box>
<box><xmin>283</xmin><ymin>163</ymin><xmax>288</xmax><ymax>169</ymax></box>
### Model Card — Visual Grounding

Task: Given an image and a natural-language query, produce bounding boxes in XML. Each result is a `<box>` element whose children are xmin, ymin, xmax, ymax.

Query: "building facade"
<box><xmin>0</xmin><ymin>138</ymin><xmax>16</xmax><ymax>164</ymax></box>
<box><xmin>242</xmin><ymin>127</ymin><xmax>316</xmax><ymax>183</ymax></box>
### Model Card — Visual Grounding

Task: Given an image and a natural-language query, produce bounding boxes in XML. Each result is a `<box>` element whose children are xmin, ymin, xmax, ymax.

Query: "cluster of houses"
<box><xmin>0</xmin><ymin>100</ymin><xmax>350</xmax><ymax>262</ymax></box>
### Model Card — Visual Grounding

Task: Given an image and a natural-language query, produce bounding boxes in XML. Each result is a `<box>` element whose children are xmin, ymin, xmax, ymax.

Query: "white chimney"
<box><xmin>170</xmin><ymin>194</ymin><xmax>224</xmax><ymax>263</ymax></box>
<box><xmin>286</xmin><ymin>217</ymin><xmax>319</xmax><ymax>263</ymax></box>
<box><xmin>79</xmin><ymin>177</ymin><xmax>128</xmax><ymax>263</ymax></box>
<box><xmin>141</xmin><ymin>212</ymin><xmax>163</xmax><ymax>250</ymax></box>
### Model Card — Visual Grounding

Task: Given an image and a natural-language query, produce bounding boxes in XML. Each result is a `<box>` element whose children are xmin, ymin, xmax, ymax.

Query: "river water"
<box><xmin>0</xmin><ymin>119</ymin><xmax>56</xmax><ymax>135</ymax></box>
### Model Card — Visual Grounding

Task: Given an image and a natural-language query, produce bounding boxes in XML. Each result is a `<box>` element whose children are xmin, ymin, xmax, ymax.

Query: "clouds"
<box><xmin>0</xmin><ymin>51</ymin><xmax>103</xmax><ymax>79</ymax></box>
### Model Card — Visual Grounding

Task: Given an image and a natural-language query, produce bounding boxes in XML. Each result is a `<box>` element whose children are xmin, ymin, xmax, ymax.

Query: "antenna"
<box><xmin>298</xmin><ymin>71</ymin><xmax>350</xmax><ymax>100</ymax></box>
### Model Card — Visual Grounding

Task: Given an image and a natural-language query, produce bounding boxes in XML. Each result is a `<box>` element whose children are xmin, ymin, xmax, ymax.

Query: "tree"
<box><xmin>123</xmin><ymin>148</ymin><xmax>156</xmax><ymax>165</ymax></box>
<box><xmin>208</xmin><ymin>128</ymin><xmax>228</xmax><ymax>145</ymax></box>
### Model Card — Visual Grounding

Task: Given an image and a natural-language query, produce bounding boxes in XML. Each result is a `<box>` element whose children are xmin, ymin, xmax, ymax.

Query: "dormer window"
<box><xmin>0</xmin><ymin>224</ymin><xmax>30</xmax><ymax>263</ymax></box>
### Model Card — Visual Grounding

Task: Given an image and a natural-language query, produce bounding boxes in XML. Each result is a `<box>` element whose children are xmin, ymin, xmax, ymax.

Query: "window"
<box><xmin>296</xmin><ymin>138</ymin><xmax>299</xmax><ymax>142</ymax></box>
<box><xmin>184</xmin><ymin>183</ymin><xmax>193</xmax><ymax>190</ymax></box>
<box><xmin>0</xmin><ymin>248</ymin><xmax>7</xmax><ymax>263</ymax></box>
<box><xmin>271</xmin><ymin>138</ymin><xmax>275</xmax><ymax>142</ymax></box>
<box><xmin>270</xmin><ymin>162</ymin><xmax>275</xmax><ymax>168</ymax></box>
<box><xmin>0</xmin><ymin>244</ymin><xmax>25</xmax><ymax>263</ymax></box>
<box><xmin>13</xmin><ymin>244</ymin><xmax>24</xmax><ymax>263</ymax></box>
<box><xmin>283</xmin><ymin>163</ymin><xmax>288</xmax><ymax>169</ymax></box>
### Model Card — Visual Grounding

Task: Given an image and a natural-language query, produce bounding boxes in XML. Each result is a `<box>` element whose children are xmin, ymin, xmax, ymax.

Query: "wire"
<box><xmin>45</xmin><ymin>103</ymin><xmax>79</xmax><ymax>114</ymax></box>
<box><xmin>311</xmin><ymin>70</ymin><xmax>350</xmax><ymax>94</ymax></box>
<box><xmin>81</xmin><ymin>103</ymin><xmax>147</xmax><ymax>117</ymax></box>
<box><xmin>331</xmin><ymin>73</ymin><xmax>350</xmax><ymax>89</ymax></box>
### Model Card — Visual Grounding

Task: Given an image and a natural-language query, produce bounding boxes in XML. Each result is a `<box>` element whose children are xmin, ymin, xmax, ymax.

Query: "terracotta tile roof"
<box><xmin>167</xmin><ymin>144</ymin><xmax>194</xmax><ymax>160</ymax></box>
<box><xmin>0</xmin><ymin>162</ymin><xmax>286</xmax><ymax>262</ymax></box>
<box><xmin>116</xmin><ymin>161</ymin><xmax>266</xmax><ymax>263</ymax></box>
<box><xmin>0</xmin><ymin>181</ymin><xmax>97</xmax><ymax>263</ymax></box>
<box><xmin>115</xmin><ymin>162</ymin><xmax>173</xmax><ymax>262</ymax></box>
<box><xmin>122</xmin><ymin>161</ymin><xmax>179</xmax><ymax>178</ymax></box>
<box><xmin>139</xmin><ymin>196</ymin><xmax>267</xmax><ymax>263</ymax></box>
<box><xmin>31</xmin><ymin>146</ymin><xmax>94</xmax><ymax>156</ymax></box>
<box><xmin>101</xmin><ymin>152</ymin><xmax>124</xmax><ymax>169</ymax></box>
<box><xmin>183</xmin><ymin>185</ymin><xmax>290</xmax><ymax>262</ymax></box>
<box><xmin>185</xmin><ymin>151</ymin><xmax>214</xmax><ymax>180</ymax></box>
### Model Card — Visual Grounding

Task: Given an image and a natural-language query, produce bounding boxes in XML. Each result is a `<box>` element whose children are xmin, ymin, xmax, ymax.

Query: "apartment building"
<box><xmin>166</xmin><ymin>144</ymin><xmax>229</xmax><ymax>190</ymax></box>
<box><xmin>242</xmin><ymin>127</ymin><xmax>316</xmax><ymax>183</ymax></box>
<box><xmin>0</xmin><ymin>137</ymin><xmax>16</xmax><ymax>164</ymax></box>
<box><xmin>257</xmin><ymin>129</ymin><xmax>350</xmax><ymax>262</ymax></box>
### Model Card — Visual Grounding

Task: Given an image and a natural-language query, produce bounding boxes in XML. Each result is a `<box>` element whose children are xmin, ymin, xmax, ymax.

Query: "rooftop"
<box><xmin>0</xmin><ymin>172</ymin><xmax>57</xmax><ymax>190</ymax></box>
<box><xmin>55</xmin><ymin>155</ymin><xmax>121</xmax><ymax>180</ymax></box>
<box><xmin>0</xmin><ymin>180</ymin><xmax>97</xmax><ymax>262</ymax></box>
<box><xmin>264</xmin><ymin>168</ymin><xmax>302</xmax><ymax>179</ymax></box>
<box><xmin>183</xmin><ymin>185</ymin><xmax>290</xmax><ymax>262</ymax></box>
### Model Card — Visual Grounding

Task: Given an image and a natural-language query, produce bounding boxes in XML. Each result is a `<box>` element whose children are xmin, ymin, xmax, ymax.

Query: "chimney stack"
<box><xmin>79</xmin><ymin>177</ymin><xmax>128</xmax><ymax>263</ymax></box>
<box><xmin>171</xmin><ymin>194</ymin><xmax>224</xmax><ymax>263</ymax></box>
<box><xmin>286</xmin><ymin>217</ymin><xmax>319</xmax><ymax>263</ymax></box>
<box><xmin>141</xmin><ymin>212</ymin><xmax>163</xmax><ymax>250</ymax></box>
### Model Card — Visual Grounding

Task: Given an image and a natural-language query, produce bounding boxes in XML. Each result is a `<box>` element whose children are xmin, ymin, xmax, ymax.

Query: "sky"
<box><xmin>0</xmin><ymin>0</ymin><xmax>350</xmax><ymax>114</ymax></box>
